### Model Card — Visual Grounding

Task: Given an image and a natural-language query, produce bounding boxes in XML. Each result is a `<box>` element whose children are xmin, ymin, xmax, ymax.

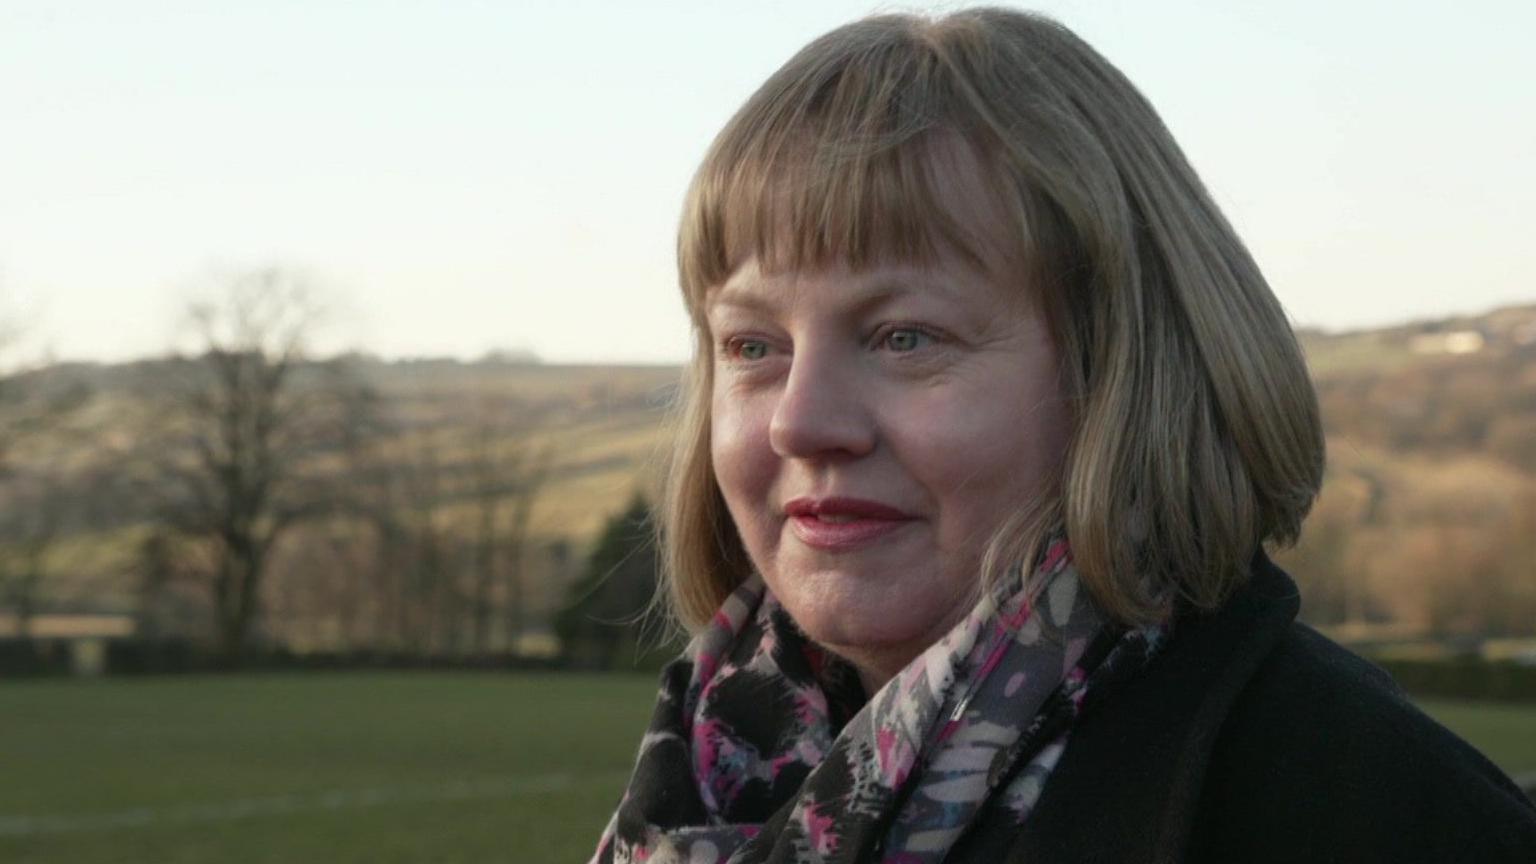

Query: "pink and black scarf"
<box><xmin>592</xmin><ymin>539</ymin><xmax>1163</xmax><ymax>863</ymax></box>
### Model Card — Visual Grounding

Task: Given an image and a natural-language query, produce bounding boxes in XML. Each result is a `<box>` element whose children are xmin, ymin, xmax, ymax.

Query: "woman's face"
<box><xmin>706</xmin><ymin>210</ymin><xmax>1070</xmax><ymax>688</ymax></box>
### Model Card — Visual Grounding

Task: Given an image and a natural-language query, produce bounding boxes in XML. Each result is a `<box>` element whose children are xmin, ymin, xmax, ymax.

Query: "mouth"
<box><xmin>783</xmin><ymin>497</ymin><xmax>915</xmax><ymax>551</ymax></box>
<box><xmin>809</xmin><ymin>513</ymin><xmax>860</xmax><ymax>524</ymax></box>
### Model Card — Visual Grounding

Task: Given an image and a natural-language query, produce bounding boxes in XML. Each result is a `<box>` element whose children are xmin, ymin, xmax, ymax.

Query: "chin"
<box><xmin>785</xmin><ymin>587</ymin><xmax>960</xmax><ymax>676</ymax></box>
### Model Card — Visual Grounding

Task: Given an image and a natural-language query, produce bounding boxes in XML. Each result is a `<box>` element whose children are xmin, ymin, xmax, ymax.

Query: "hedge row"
<box><xmin>0</xmin><ymin>637</ymin><xmax>571</xmax><ymax>677</ymax></box>
<box><xmin>1375</xmin><ymin>658</ymin><xmax>1536</xmax><ymax>703</ymax></box>
<box><xmin>0</xmin><ymin>639</ymin><xmax>73</xmax><ymax>676</ymax></box>
<box><xmin>8</xmin><ymin>639</ymin><xmax>1536</xmax><ymax>700</ymax></box>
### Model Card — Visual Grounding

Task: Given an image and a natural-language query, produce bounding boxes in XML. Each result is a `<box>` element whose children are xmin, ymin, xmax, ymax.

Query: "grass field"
<box><xmin>0</xmin><ymin>673</ymin><xmax>655</xmax><ymax>864</ymax></box>
<box><xmin>1</xmin><ymin>674</ymin><xmax>1531</xmax><ymax>864</ymax></box>
<box><xmin>1417</xmin><ymin>699</ymin><xmax>1536</xmax><ymax>778</ymax></box>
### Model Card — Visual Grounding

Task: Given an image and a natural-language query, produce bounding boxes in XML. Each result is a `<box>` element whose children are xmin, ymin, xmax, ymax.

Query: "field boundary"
<box><xmin>1516</xmin><ymin>772</ymin><xmax>1536</xmax><ymax>802</ymax></box>
<box><xmin>0</xmin><ymin>771</ymin><xmax>627</xmax><ymax>838</ymax></box>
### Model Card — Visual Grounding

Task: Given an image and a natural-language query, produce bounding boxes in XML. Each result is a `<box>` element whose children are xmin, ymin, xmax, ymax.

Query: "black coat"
<box><xmin>1007</xmin><ymin>555</ymin><xmax>1536</xmax><ymax>863</ymax></box>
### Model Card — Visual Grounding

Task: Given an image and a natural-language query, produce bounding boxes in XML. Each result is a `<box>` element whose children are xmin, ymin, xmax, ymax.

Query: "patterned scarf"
<box><xmin>592</xmin><ymin>539</ymin><xmax>1162</xmax><ymax>864</ymax></box>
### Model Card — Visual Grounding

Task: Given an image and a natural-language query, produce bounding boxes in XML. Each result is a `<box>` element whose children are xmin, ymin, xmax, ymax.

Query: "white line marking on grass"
<box><xmin>0</xmin><ymin>771</ymin><xmax>629</xmax><ymax>838</ymax></box>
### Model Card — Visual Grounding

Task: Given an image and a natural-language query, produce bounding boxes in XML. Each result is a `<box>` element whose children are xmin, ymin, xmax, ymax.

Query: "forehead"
<box><xmin>684</xmin><ymin>124</ymin><xmax>1036</xmax><ymax>319</ymax></box>
<box><xmin>720</xmin><ymin>140</ymin><xmax>1023</xmax><ymax>292</ymax></box>
<box><xmin>918</xmin><ymin>136</ymin><xmax>1020</xmax><ymax>267</ymax></box>
<box><xmin>705</xmin><ymin>253</ymin><xmax>1028</xmax><ymax>325</ymax></box>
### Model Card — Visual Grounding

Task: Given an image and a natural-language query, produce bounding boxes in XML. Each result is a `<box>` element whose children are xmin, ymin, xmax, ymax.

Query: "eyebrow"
<box><xmin>707</xmin><ymin>272</ymin><xmax>953</xmax><ymax>318</ymax></box>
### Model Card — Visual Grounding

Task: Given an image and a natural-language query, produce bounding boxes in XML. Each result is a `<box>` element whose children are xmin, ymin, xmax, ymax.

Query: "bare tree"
<box><xmin>150</xmin><ymin>269</ymin><xmax>364</xmax><ymax>662</ymax></box>
<box><xmin>0</xmin><ymin>468</ymin><xmax>70</xmax><ymax>636</ymax></box>
<box><xmin>466</xmin><ymin>409</ymin><xmax>508</xmax><ymax>653</ymax></box>
<box><xmin>501</xmin><ymin>443</ymin><xmax>550</xmax><ymax>652</ymax></box>
<box><xmin>0</xmin><ymin>310</ymin><xmax>92</xmax><ymax>637</ymax></box>
<box><xmin>261</xmin><ymin>376</ymin><xmax>393</xmax><ymax>652</ymax></box>
<box><xmin>133</xmin><ymin>528</ymin><xmax>184</xmax><ymax>641</ymax></box>
<box><xmin>336</xmin><ymin>424</ymin><xmax>462</xmax><ymax>656</ymax></box>
<box><xmin>464</xmin><ymin>399</ymin><xmax>552</xmax><ymax>653</ymax></box>
<box><xmin>395</xmin><ymin>431</ymin><xmax>454</xmax><ymax>653</ymax></box>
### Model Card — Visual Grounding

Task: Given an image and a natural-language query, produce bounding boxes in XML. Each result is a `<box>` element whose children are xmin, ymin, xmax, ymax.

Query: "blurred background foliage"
<box><xmin>0</xmin><ymin>277</ymin><xmax>1533</xmax><ymax>862</ymax></box>
<box><xmin>3</xmin><ymin>280</ymin><xmax>1533</xmax><ymax>674</ymax></box>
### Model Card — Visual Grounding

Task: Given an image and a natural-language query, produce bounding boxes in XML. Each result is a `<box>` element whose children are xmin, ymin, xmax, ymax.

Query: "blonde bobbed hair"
<box><xmin>661</xmin><ymin>7</ymin><xmax>1325</xmax><ymax>631</ymax></box>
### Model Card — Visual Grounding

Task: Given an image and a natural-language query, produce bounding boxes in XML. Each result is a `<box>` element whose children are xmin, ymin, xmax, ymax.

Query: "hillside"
<box><xmin>2</xmin><ymin>303</ymin><xmax>1534</xmax><ymax>648</ymax></box>
<box><xmin>0</xmin><ymin>355</ymin><xmax>681</xmax><ymax>651</ymax></box>
<box><xmin>1287</xmin><ymin>305</ymin><xmax>1536</xmax><ymax>635</ymax></box>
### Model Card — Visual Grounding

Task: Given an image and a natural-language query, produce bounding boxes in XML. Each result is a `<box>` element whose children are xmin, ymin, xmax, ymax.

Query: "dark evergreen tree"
<box><xmin>556</xmin><ymin>493</ymin><xmax>679</xmax><ymax>669</ymax></box>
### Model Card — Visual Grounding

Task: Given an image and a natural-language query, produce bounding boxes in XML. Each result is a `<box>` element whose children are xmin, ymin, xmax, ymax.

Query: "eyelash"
<box><xmin>718</xmin><ymin>324</ymin><xmax>941</xmax><ymax>363</ymax></box>
<box><xmin>871</xmin><ymin>324</ymin><xmax>937</xmax><ymax>353</ymax></box>
<box><xmin>719</xmin><ymin>335</ymin><xmax>775</xmax><ymax>362</ymax></box>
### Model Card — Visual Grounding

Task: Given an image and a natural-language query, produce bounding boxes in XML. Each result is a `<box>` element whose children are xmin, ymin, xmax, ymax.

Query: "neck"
<box><xmin>855</xmin><ymin>665</ymin><xmax>894</xmax><ymax>698</ymax></box>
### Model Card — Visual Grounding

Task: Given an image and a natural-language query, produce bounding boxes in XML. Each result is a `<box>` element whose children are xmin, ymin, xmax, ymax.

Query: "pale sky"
<box><xmin>2</xmin><ymin>0</ymin><xmax>1533</xmax><ymax>364</ymax></box>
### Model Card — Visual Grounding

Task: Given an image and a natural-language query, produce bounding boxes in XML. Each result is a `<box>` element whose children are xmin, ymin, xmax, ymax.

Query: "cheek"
<box><xmin>709</xmin><ymin>388</ymin><xmax>774</xmax><ymax>514</ymax></box>
<box><xmin>987</xmin><ymin>392</ymin><xmax>1070</xmax><ymax>500</ymax></box>
<box><xmin>902</xmin><ymin>379</ymin><xmax>1069</xmax><ymax>511</ymax></box>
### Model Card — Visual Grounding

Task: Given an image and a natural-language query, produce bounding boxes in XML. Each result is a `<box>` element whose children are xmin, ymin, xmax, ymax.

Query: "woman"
<box><xmin>593</xmin><ymin>8</ymin><xmax>1536</xmax><ymax>863</ymax></box>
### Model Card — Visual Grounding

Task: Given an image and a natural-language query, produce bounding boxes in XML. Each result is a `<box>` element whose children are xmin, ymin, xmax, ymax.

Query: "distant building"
<box><xmin>1410</xmin><ymin>330</ymin><xmax>1484</xmax><ymax>355</ymax></box>
<box><xmin>0</xmin><ymin>611</ymin><xmax>135</xmax><ymax>640</ymax></box>
<box><xmin>0</xmin><ymin>612</ymin><xmax>135</xmax><ymax>677</ymax></box>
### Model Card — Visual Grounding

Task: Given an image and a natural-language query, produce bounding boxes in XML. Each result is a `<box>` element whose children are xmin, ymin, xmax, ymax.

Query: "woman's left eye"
<box><xmin>879</xmin><ymin>327</ymin><xmax>933</xmax><ymax>353</ymax></box>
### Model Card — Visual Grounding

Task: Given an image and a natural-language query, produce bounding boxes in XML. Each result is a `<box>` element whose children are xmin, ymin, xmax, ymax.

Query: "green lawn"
<box><xmin>0</xmin><ymin>673</ymin><xmax>656</xmax><ymax>864</ymax></box>
<box><xmin>1418</xmin><ymin>699</ymin><xmax>1536</xmax><ymax>777</ymax></box>
<box><xmin>0</xmin><ymin>674</ymin><xmax>1530</xmax><ymax>863</ymax></box>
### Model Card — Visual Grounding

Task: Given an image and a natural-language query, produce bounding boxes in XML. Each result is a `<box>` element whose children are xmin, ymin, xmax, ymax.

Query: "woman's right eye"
<box><xmin>724</xmin><ymin>337</ymin><xmax>771</xmax><ymax>361</ymax></box>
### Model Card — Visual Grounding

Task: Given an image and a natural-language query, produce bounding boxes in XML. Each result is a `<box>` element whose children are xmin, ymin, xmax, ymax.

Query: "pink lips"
<box><xmin>783</xmin><ymin>496</ymin><xmax>915</xmax><ymax>551</ymax></box>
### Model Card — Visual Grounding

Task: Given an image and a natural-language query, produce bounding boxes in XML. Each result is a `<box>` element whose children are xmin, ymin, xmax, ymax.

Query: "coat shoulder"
<box><xmin>1188</xmin><ymin>622</ymin><xmax>1536</xmax><ymax>863</ymax></box>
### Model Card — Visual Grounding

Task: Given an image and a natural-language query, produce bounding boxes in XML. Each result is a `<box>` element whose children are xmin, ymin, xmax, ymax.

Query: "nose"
<box><xmin>768</xmin><ymin>345</ymin><xmax>876</xmax><ymax>460</ymax></box>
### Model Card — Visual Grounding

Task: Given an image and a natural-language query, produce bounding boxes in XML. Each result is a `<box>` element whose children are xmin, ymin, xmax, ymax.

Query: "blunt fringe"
<box><xmin>660</xmin><ymin>7</ymin><xmax>1325</xmax><ymax>631</ymax></box>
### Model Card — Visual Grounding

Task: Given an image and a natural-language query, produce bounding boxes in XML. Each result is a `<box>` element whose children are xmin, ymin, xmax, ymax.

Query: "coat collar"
<box><xmin>1009</xmin><ymin>554</ymin><xmax>1302</xmax><ymax>863</ymax></box>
